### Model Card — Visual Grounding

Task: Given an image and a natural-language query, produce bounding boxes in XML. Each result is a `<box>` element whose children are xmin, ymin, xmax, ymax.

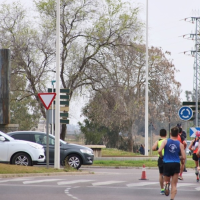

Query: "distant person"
<box><xmin>177</xmin><ymin>123</ymin><xmax>187</xmax><ymax>172</ymax></box>
<box><xmin>38</xmin><ymin>135</ymin><xmax>44</xmax><ymax>144</ymax></box>
<box><xmin>189</xmin><ymin>131</ymin><xmax>200</xmax><ymax>182</ymax></box>
<box><xmin>139</xmin><ymin>144</ymin><xmax>145</xmax><ymax>155</ymax></box>
<box><xmin>158</xmin><ymin>126</ymin><xmax>186</xmax><ymax>200</ymax></box>
<box><xmin>177</xmin><ymin>124</ymin><xmax>186</xmax><ymax>140</ymax></box>
<box><xmin>177</xmin><ymin>127</ymin><xmax>187</xmax><ymax>180</ymax></box>
<box><xmin>152</xmin><ymin>128</ymin><xmax>167</xmax><ymax>195</ymax></box>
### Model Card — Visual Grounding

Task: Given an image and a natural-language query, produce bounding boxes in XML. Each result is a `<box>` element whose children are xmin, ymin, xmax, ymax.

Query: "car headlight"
<box><xmin>80</xmin><ymin>149</ymin><xmax>93</xmax><ymax>155</ymax></box>
<box><xmin>29</xmin><ymin>143</ymin><xmax>44</xmax><ymax>149</ymax></box>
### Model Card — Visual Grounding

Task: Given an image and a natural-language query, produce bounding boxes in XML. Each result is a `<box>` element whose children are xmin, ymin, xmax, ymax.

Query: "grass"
<box><xmin>0</xmin><ymin>148</ymin><xmax>195</xmax><ymax>174</ymax></box>
<box><xmin>93</xmin><ymin>159</ymin><xmax>196</xmax><ymax>168</ymax></box>
<box><xmin>0</xmin><ymin>163</ymin><xmax>76</xmax><ymax>174</ymax></box>
<box><xmin>102</xmin><ymin>148</ymin><xmax>141</xmax><ymax>157</ymax></box>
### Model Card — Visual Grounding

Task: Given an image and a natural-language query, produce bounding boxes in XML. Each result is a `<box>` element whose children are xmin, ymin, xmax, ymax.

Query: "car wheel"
<box><xmin>66</xmin><ymin>154</ymin><xmax>82</xmax><ymax>169</ymax></box>
<box><xmin>11</xmin><ymin>153</ymin><xmax>32</xmax><ymax>166</ymax></box>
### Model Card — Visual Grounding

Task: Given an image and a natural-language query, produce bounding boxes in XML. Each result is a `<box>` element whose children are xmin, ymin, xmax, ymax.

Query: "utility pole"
<box><xmin>183</xmin><ymin>16</ymin><xmax>200</xmax><ymax>127</ymax></box>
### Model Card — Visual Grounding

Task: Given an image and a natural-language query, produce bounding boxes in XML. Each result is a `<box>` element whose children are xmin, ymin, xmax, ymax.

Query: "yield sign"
<box><xmin>38</xmin><ymin>93</ymin><xmax>56</xmax><ymax>110</ymax></box>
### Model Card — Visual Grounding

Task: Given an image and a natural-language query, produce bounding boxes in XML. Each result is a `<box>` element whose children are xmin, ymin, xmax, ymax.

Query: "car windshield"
<box><xmin>0</xmin><ymin>131</ymin><xmax>14</xmax><ymax>141</ymax></box>
<box><xmin>48</xmin><ymin>134</ymin><xmax>67</xmax><ymax>145</ymax></box>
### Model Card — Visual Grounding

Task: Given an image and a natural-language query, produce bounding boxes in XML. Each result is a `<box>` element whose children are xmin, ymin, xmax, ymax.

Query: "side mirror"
<box><xmin>0</xmin><ymin>136</ymin><xmax>6</xmax><ymax>142</ymax></box>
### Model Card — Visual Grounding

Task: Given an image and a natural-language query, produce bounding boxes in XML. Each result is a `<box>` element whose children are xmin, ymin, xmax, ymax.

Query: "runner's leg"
<box><xmin>179</xmin><ymin>159</ymin><xmax>184</xmax><ymax>180</ymax></box>
<box><xmin>159</xmin><ymin>173</ymin><xmax>164</xmax><ymax>189</ymax></box>
<box><xmin>170</xmin><ymin>173</ymin><xmax>178</xmax><ymax>200</ymax></box>
<box><xmin>164</xmin><ymin>176</ymin><xmax>170</xmax><ymax>196</ymax></box>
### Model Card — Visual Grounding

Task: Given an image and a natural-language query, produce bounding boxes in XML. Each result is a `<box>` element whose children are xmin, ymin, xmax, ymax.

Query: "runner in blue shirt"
<box><xmin>158</xmin><ymin>126</ymin><xmax>186</xmax><ymax>200</ymax></box>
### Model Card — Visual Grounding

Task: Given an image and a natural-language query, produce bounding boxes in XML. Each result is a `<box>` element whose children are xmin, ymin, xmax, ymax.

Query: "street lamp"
<box><xmin>145</xmin><ymin>0</ymin><xmax>149</xmax><ymax>156</ymax></box>
<box><xmin>168</xmin><ymin>100</ymin><xmax>171</xmax><ymax>138</ymax></box>
<box><xmin>54</xmin><ymin>0</ymin><xmax>60</xmax><ymax>169</ymax></box>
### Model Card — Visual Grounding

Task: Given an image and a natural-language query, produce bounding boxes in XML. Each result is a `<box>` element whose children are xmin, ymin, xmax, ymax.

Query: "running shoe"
<box><xmin>164</xmin><ymin>182</ymin><xmax>170</xmax><ymax>196</ymax></box>
<box><xmin>160</xmin><ymin>190</ymin><xmax>165</xmax><ymax>195</ymax></box>
<box><xmin>178</xmin><ymin>175</ymin><xmax>183</xmax><ymax>180</ymax></box>
<box><xmin>195</xmin><ymin>167</ymin><xmax>198</xmax><ymax>176</ymax></box>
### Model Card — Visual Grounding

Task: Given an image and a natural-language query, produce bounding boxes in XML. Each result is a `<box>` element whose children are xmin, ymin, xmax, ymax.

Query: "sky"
<box><xmin>3</xmin><ymin>0</ymin><xmax>200</xmax><ymax>124</ymax></box>
<box><xmin>131</xmin><ymin>0</ymin><xmax>199</xmax><ymax>100</ymax></box>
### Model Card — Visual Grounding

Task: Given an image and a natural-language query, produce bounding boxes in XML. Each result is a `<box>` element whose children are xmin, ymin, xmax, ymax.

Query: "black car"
<box><xmin>8</xmin><ymin>131</ymin><xmax>94</xmax><ymax>169</ymax></box>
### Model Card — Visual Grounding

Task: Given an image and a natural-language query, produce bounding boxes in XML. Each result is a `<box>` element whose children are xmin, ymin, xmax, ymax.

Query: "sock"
<box><xmin>161</xmin><ymin>188</ymin><xmax>164</xmax><ymax>191</ymax></box>
<box><xmin>180</xmin><ymin>173</ymin><xmax>182</xmax><ymax>176</ymax></box>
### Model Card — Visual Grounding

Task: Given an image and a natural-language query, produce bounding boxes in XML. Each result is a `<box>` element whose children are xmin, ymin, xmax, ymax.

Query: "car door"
<box><xmin>0</xmin><ymin>135</ymin><xmax>8</xmax><ymax>162</ymax></box>
<box><xmin>34</xmin><ymin>134</ymin><xmax>55</xmax><ymax>164</ymax></box>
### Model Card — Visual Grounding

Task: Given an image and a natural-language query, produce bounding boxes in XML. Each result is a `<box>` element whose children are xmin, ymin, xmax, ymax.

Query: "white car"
<box><xmin>0</xmin><ymin>131</ymin><xmax>45</xmax><ymax>166</ymax></box>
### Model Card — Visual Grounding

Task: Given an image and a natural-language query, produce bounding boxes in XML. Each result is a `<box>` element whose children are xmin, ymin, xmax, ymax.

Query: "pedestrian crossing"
<box><xmin>0</xmin><ymin>177</ymin><xmax>200</xmax><ymax>190</ymax></box>
<box><xmin>57</xmin><ymin>180</ymin><xmax>94</xmax><ymax>185</ymax></box>
<box><xmin>23</xmin><ymin>179</ymin><xmax>62</xmax><ymax>184</ymax></box>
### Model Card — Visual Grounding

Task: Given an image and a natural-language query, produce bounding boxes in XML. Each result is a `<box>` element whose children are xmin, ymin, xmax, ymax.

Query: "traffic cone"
<box><xmin>139</xmin><ymin>164</ymin><xmax>148</xmax><ymax>180</ymax></box>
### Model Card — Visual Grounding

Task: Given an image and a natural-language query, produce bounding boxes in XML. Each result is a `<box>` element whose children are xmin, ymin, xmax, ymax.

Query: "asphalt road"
<box><xmin>0</xmin><ymin>167</ymin><xmax>199</xmax><ymax>200</ymax></box>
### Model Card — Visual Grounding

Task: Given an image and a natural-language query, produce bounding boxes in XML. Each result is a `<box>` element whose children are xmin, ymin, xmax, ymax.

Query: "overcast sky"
<box><xmin>131</xmin><ymin>0</ymin><xmax>200</xmax><ymax>101</ymax></box>
<box><xmin>3</xmin><ymin>0</ymin><xmax>200</xmax><ymax>124</ymax></box>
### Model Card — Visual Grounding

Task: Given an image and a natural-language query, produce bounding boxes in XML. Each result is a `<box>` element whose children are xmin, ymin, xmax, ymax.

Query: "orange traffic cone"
<box><xmin>139</xmin><ymin>164</ymin><xmax>148</xmax><ymax>180</ymax></box>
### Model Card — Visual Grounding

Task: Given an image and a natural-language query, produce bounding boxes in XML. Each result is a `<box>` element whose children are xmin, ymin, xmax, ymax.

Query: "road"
<box><xmin>0</xmin><ymin>167</ymin><xmax>199</xmax><ymax>200</ymax></box>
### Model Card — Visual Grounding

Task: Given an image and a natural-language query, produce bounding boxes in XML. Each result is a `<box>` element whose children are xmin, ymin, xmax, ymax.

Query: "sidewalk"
<box><xmin>95</xmin><ymin>156</ymin><xmax>192</xmax><ymax>161</ymax></box>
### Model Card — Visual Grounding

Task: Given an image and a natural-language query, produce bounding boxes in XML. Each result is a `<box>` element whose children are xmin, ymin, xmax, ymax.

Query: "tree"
<box><xmin>34</xmin><ymin>0</ymin><xmax>143</xmax><ymax>139</ymax></box>
<box><xmin>79</xmin><ymin>119</ymin><xmax>120</xmax><ymax>147</ymax></box>
<box><xmin>0</xmin><ymin>2</ymin><xmax>54</xmax><ymax>128</ymax></box>
<box><xmin>80</xmin><ymin>44</ymin><xmax>181</xmax><ymax>152</ymax></box>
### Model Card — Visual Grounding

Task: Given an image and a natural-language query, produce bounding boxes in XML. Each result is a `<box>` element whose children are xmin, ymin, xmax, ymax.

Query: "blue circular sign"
<box><xmin>178</xmin><ymin>106</ymin><xmax>193</xmax><ymax>121</ymax></box>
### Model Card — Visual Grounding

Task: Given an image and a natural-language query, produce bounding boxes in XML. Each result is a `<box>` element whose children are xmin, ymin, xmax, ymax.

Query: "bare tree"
<box><xmin>34</xmin><ymin>0</ymin><xmax>143</xmax><ymax>139</ymax></box>
<box><xmin>81</xmin><ymin>44</ymin><xmax>181</xmax><ymax>151</ymax></box>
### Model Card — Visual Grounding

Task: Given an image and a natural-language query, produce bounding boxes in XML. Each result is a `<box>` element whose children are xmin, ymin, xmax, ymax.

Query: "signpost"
<box><xmin>190</xmin><ymin>127</ymin><xmax>200</xmax><ymax>137</ymax></box>
<box><xmin>48</xmin><ymin>88</ymin><xmax>70</xmax><ymax>124</ymax></box>
<box><xmin>38</xmin><ymin>93</ymin><xmax>56</xmax><ymax>168</ymax></box>
<box><xmin>178</xmin><ymin>106</ymin><xmax>193</xmax><ymax>121</ymax></box>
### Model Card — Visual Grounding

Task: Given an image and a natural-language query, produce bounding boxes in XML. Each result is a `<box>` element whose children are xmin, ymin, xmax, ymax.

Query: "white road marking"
<box><xmin>58</xmin><ymin>180</ymin><xmax>94</xmax><ymax>185</ymax></box>
<box><xmin>23</xmin><ymin>179</ymin><xmax>63</xmax><ymax>184</ymax></box>
<box><xmin>177</xmin><ymin>183</ymin><xmax>196</xmax><ymax>188</ymax></box>
<box><xmin>0</xmin><ymin>178</ymin><xmax>31</xmax><ymax>183</ymax></box>
<box><xmin>195</xmin><ymin>187</ymin><xmax>200</xmax><ymax>191</ymax></box>
<box><xmin>181</xmin><ymin>173</ymin><xmax>195</xmax><ymax>177</ymax></box>
<box><xmin>92</xmin><ymin>181</ymin><xmax>125</xmax><ymax>186</ymax></box>
<box><xmin>127</xmin><ymin>182</ymin><xmax>158</xmax><ymax>187</ymax></box>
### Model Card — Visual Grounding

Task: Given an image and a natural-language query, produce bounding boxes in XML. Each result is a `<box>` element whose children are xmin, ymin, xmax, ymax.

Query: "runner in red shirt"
<box><xmin>189</xmin><ymin>131</ymin><xmax>200</xmax><ymax>182</ymax></box>
<box><xmin>177</xmin><ymin>127</ymin><xmax>187</xmax><ymax>180</ymax></box>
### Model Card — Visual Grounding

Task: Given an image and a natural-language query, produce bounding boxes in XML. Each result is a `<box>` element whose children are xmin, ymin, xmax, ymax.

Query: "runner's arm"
<box><xmin>180</xmin><ymin>143</ymin><xmax>186</xmax><ymax>160</ymax></box>
<box><xmin>196</xmin><ymin>142</ymin><xmax>200</xmax><ymax>156</ymax></box>
<box><xmin>183</xmin><ymin>140</ymin><xmax>187</xmax><ymax>149</ymax></box>
<box><xmin>152</xmin><ymin>140</ymin><xmax>158</xmax><ymax>151</ymax></box>
<box><xmin>188</xmin><ymin>139</ymin><xmax>194</xmax><ymax>150</ymax></box>
<box><xmin>158</xmin><ymin>139</ymin><xmax>167</xmax><ymax>157</ymax></box>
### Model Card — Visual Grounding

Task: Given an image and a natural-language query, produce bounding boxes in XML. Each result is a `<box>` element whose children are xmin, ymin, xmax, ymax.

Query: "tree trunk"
<box><xmin>60</xmin><ymin>124</ymin><xmax>66</xmax><ymax>140</ymax></box>
<box><xmin>127</xmin><ymin>125</ymin><xmax>133</xmax><ymax>152</ymax></box>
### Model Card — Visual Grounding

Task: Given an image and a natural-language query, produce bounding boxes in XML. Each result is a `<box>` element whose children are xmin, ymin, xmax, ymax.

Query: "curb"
<box><xmin>0</xmin><ymin>171</ymin><xmax>94</xmax><ymax>178</ymax></box>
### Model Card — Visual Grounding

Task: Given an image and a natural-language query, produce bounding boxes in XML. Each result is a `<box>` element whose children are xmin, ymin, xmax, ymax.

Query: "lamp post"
<box><xmin>145</xmin><ymin>0</ymin><xmax>149</xmax><ymax>156</ymax></box>
<box><xmin>54</xmin><ymin>0</ymin><xmax>60</xmax><ymax>169</ymax></box>
<box><xmin>168</xmin><ymin>100</ymin><xmax>171</xmax><ymax>138</ymax></box>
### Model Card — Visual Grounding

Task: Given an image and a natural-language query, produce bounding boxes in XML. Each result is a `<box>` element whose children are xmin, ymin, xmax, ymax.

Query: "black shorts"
<box><xmin>163</xmin><ymin>163</ymin><xmax>180</xmax><ymax>177</ymax></box>
<box><xmin>158</xmin><ymin>157</ymin><xmax>164</xmax><ymax>174</ymax></box>
<box><xmin>193</xmin><ymin>153</ymin><xmax>199</xmax><ymax>161</ymax></box>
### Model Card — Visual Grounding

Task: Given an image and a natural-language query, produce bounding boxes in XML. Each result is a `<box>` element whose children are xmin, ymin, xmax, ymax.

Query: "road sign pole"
<box><xmin>51</xmin><ymin>80</ymin><xmax>55</xmax><ymax>136</ymax></box>
<box><xmin>37</xmin><ymin>93</ymin><xmax>56</xmax><ymax>168</ymax></box>
<box><xmin>46</xmin><ymin>109</ymin><xmax>49</xmax><ymax>168</ymax></box>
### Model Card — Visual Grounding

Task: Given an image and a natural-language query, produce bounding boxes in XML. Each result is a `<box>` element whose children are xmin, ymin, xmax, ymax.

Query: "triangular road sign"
<box><xmin>38</xmin><ymin>93</ymin><xmax>56</xmax><ymax>110</ymax></box>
